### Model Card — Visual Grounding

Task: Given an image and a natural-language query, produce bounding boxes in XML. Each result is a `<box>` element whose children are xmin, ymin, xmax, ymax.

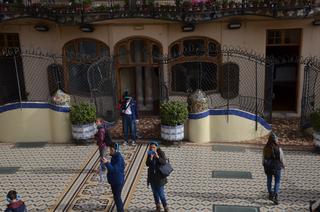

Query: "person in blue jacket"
<box><xmin>102</xmin><ymin>142</ymin><xmax>125</xmax><ymax>212</ymax></box>
<box><xmin>120</xmin><ymin>91</ymin><xmax>139</xmax><ymax>146</ymax></box>
<box><xmin>5</xmin><ymin>190</ymin><xmax>27</xmax><ymax>212</ymax></box>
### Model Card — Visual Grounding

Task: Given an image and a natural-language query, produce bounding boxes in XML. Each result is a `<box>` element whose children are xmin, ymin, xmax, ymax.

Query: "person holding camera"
<box><xmin>119</xmin><ymin>91</ymin><xmax>138</xmax><ymax>146</ymax></box>
<box><xmin>146</xmin><ymin>141</ymin><xmax>169</xmax><ymax>212</ymax></box>
<box><xmin>102</xmin><ymin>142</ymin><xmax>125</xmax><ymax>212</ymax></box>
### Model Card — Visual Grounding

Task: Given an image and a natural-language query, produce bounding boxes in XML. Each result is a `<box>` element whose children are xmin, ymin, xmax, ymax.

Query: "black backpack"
<box><xmin>263</xmin><ymin>146</ymin><xmax>280</xmax><ymax>175</ymax></box>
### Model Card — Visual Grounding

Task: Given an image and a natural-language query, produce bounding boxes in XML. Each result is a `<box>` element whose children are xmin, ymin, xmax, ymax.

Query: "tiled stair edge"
<box><xmin>52</xmin><ymin>148</ymin><xmax>99</xmax><ymax>212</ymax></box>
<box><xmin>118</xmin><ymin>145</ymin><xmax>148</xmax><ymax>212</ymax></box>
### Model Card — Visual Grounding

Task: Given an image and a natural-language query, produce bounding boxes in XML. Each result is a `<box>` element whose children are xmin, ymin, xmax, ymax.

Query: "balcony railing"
<box><xmin>0</xmin><ymin>0</ymin><xmax>319</xmax><ymax>24</ymax></box>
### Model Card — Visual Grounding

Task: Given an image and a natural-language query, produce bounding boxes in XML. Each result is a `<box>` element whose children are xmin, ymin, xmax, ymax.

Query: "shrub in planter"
<box><xmin>310</xmin><ymin>108</ymin><xmax>320</xmax><ymax>132</ymax></box>
<box><xmin>160</xmin><ymin>101</ymin><xmax>188</xmax><ymax>141</ymax></box>
<box><xmin>310</xmin><ymin>108</ymin><xmax>320</xmax><ymax>149</ymax></box>
<box><xmin>70</xmin><ymin>103</ymin><xmax>97</xmax><ymax>140</ymax></box>
<box><xmin>70</xmin><ymin>103</ymin><xmax>96</xmax><ymax>125</ymax></box>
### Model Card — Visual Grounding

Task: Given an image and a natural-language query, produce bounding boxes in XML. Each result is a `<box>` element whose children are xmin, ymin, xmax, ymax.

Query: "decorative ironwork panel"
<box><xmin>87</xmin><ymin>56</ymin><xmax>117</xmax><ymax>122</ymax></box>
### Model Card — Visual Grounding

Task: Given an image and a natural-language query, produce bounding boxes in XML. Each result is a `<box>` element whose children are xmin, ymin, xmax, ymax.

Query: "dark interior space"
<box><xmin>266</xmin><ymin>46</ymin><xmax>299</xmax><ymax>111</ymax></box>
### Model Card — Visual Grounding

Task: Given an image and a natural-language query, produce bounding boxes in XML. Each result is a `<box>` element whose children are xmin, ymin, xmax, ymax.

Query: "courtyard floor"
<box><xmin>0</xmin><ymin>140</ymin><xmax>319</xmax><ymax>212</ymax></box>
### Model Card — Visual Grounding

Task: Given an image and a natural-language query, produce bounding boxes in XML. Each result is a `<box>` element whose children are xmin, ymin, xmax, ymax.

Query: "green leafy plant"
<box><xmin>70</xmin><ymin>103</ymin><xmax>96</xmax><ymax>125</ymax></box>
<box><xmin>160</xmin><ymin>101</ymin><xmax>188</xmax><ymax>126</ymax></box>
<box><xmin>310</xmin><ymin>108</ymin><xmax>320</xmax><ymax>132</ymax></box>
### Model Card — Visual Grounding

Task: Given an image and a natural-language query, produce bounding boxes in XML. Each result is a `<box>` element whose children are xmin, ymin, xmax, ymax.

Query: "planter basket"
<box><xmin>313</xmin><ymin>132</ymin><xmax>320</xmax><ymax>148</ymax></box>
<box><xmin>72</xmin><ymin>123</ymin><xmax>96</xmax><ymax>140</ymax></box>
<box><xmin>161</xmin><ymin>124</ymin><xmax>184</xmax><ymax>141</ymax></box>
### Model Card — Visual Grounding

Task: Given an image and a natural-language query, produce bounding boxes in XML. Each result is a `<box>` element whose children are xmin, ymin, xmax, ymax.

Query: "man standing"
<box><xmin>102</xmin><ymin>142</ymin><xmax>125</xmax><ymax>212</ymax></box>
<box><xmin>120</xmin><ymin>92</ymin><xmax>138</xmax><ymax>145</ymax></box>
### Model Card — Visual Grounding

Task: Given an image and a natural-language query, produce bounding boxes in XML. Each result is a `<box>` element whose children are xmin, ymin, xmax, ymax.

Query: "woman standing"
<box><xmin>146</xmin><ymin>141</ymin><xmax>169</xmax><ymax>212</ymax></box>
<box><xmin>263</xmin><ymin>132</ymin><xmax>285</xmax><ymax>205</ymax></box>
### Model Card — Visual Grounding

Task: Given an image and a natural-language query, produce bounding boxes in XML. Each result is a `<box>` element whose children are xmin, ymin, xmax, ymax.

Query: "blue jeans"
<box><xmin>267</xmin><ymin>169</ymin><xmax>281</xmax><ymax>194</ymax></box>
<box><xmin>111</xmin><ymin>184</ymin><xmax>124</xmax><ymax>212</ymax></box>
<box><xmin>151</xmin><ymin>183</ymin><xmax>167</xmax><ymax>207</ymax></box>
<box><xmin>123</xmin><ymin>114</ymin><xmax>136</xmax><ymax>142</ymax></box>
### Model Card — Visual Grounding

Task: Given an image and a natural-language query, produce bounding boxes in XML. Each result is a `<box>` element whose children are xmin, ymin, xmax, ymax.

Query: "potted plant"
<box><xmin>310</xmin><ymin>108</ymin><xmax>320</xmax><ymax>150</ymax></box>
<box><xmin>160</xmin><ymin>101</ymin><xmax>188</xmax><ymax>141</ymax></box>
<box><xmin>70</xmin><ymin>103</ymin><xmax>97</xmax><ymax>140</ymax></box>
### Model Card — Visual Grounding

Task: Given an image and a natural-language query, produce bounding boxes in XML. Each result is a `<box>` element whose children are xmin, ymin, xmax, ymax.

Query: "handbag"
<box><xmin>159</xmin><ymin>158</ymin><xmax>173</xmax><ymax>177</ymax></box>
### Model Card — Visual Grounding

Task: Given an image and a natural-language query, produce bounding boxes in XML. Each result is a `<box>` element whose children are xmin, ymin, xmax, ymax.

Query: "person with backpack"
<box><xmin>262</xmin><ymin>132</ymin><xmax>285</xmax><ymax>205</ymax></box>
<box><xmin>5</xmin><ymin>190</ymin><xmax>27</xmax><ymax>212</ymax></box>
<box><xmin>102</xmin><ymin>142</ymin><xmax>125</xmax><ymax>212</ymax></box>
<box><xmin>146</xmin><ymin>141</ymin><xmax>169</xmax><ymax>212</ymax></box>
<box><xmin>95</xmin><ymin>118</ymin><xmax>113</xmax><ymax>157</ymax></box>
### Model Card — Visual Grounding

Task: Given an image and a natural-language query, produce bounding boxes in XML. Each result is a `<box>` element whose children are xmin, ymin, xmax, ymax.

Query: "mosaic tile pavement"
<box><xmin>56</xmin><ymin>143</ymin><xmax>146</xmax><ymax>212</ymax></box>
<box><xmin>128</xmin><ymin>144</ymin><xmax>320</xmax><ymax>212</ymax></box>
<box><xmin>0</xmin><ymin>143</ymin><xmax>97</xmax><ymax>212</ymax></box>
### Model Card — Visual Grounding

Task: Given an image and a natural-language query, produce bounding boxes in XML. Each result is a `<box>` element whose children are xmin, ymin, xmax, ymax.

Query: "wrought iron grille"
<box><xmin>160</xmin><ymin>47</ymin><xmax>274</xmax><ymax>125</ymax></box>
<box><xmin>300</xmin><ymin>58</ymin><xmax>320</xmax><ymax>128</ymax></box>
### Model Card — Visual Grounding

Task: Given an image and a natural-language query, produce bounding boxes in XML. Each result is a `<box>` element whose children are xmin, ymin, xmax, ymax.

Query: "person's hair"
<box><xmin>7</xmin><ymin>190</ymin><xmax>17</xmax><ymax>201</ymax></box>
<box><xmin>266</xmin><ymin>132</ymin><xmax>277</xmax><ymax>148</ymax></box>
<box><xmin>110</xmin><ymin>142</ymin><xmax>119</xmax><ymax>151</ymax></box>
<box><xmin>149</xmin><ymin>141</ymin><xmax>159</xmax><ymax>147</ymax></box>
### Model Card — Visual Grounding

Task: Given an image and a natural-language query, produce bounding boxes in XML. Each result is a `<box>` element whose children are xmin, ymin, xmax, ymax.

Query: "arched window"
<box><xmin>169</xmin><ymin>37</ymin><xmax>221</xmax><ymax>94</ymax></box>
<box><xmin>115</xmin><ymin>38</ymin><xmax>161</xmax><ymax>65</ymax></box>
<box><xmin>221</xmin><ymin>62</ymin><xmax>239</xmax><ymax>99</ymax></box>
<box><xmin>63</xmin><ymin>38</ymin><xmax>109</xmax><ymax>96</ymax></box>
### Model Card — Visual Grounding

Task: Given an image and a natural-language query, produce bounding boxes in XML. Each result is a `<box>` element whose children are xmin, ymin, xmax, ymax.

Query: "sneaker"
<box><xmin>132</xmin><ymin>140</ymin><xmax>136</xmax><ymax>146</ymax></box>
<box><xmin>123</xmin><ymin>141</ymin><xmax>128</xmax><ymax>146</ymax></box>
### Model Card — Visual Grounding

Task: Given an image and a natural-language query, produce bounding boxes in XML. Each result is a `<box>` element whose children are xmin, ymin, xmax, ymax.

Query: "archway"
<box><xmin>114</xmin><ymin>37</ymin><xmax>162</xmax><ymax>115</ymax></box>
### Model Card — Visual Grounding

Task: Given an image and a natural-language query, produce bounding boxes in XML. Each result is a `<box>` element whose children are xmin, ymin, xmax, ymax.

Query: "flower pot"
<box><xmin>71</xmin><ymin>123</ymin><xmax>96</xmax><ymax>140</ymax></box>
<box><xmin>313</xmin><ymin>132</ymin><xmax>320</xmax><ymax>149</ymax></box>
<box><xmin>161</xmin><ymin>124</ymin><xmax>184</xmax><ymax>141</ymax></box>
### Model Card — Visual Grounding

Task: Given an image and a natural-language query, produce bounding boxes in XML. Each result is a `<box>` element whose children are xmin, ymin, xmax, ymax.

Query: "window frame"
<box><xmin>62</xmin><ymin>38</ymin><xmax>110</xmax><ymax>96</ymax></box>
<box><xmin>168</xmin><ymin>37</ymin><xmax>221</xmax><ymax>96</ymax></box>
<box><xmin>266</xmin><ymin>29</ymin><xmax>301</xmax><ymax>46</ymax></box>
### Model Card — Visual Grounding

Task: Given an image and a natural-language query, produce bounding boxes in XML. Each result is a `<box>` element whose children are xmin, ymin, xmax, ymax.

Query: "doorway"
<box><xmin>266</xmin><ymin>29</ymin><xmax>301</xmax><ymax>111</ymax></box>
<box><xmin>0</xmin><ymin>34</ymin><xmax>26</xmax><ymax>105</ymax></box>
<box><xmin>115</xmin><ymin>38</ymin><xmax>162</xmax><ymax>115</ymax></box>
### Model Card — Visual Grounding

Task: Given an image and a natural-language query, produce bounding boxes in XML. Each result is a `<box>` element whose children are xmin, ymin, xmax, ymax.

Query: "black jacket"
<box><xmin>146</xmin><ymin>148</ymin><xmax>168</xmax><ymax>186</ymax></box>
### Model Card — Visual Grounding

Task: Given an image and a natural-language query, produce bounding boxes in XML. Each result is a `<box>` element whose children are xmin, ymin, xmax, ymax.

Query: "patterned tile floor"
<box><xmin>128</xmin><ymin>144</ymin><xmax>320</xmax><ymax>212</ymax></box>
<box><xmin>1</xmin><ymin>142</ymin><xmax>319</xmax><ymax>212</ymax></box>
<box><xmin>0</xmin><ymin>143</ymin><xmax>97</xmax><ymax>212</ymax></box>
<box><xmin>63</xmin><ymin>144</ymin><xmax>143</xmax><ymax>212</ymax></box>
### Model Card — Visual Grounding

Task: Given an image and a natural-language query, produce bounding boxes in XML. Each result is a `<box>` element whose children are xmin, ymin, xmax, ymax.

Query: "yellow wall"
<box><xmin>0</xmin><ymin>106</ymin><xmax>71</xmax><ymax>143</ymax></box>
<box><xmin>1</xmin><ymin>18</ymin><xmax>320</xmax><ymax>114</ymax></box>
<box><xmin>187</xmin><ymin>110</ymin><xmax>270</xmax><ymax>143</ymax></box>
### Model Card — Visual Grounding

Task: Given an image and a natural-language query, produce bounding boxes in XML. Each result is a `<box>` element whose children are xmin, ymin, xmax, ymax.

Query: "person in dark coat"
<box><xmin>102</xmin><ymin>142</ymin><xmax>125</xmax><ymax>212</ymax></box>
<box><xmin>5</xmin><ymin>190</ymin><xmax>27</xmax><ymax>212</ymax></box>
<box><xmin>120</xmin><ymin>91</ymin><xmax>138</xmax><ymax>146</ymax></box>
<box><xmin>146</xmin><ymin>141</ymin><xmax>169</xmax><ymax>212</ymax></box>
<box><xmin>263</xmin><ymin>132</ymin><xmax>285</xmax><ymax>205</ymax></box>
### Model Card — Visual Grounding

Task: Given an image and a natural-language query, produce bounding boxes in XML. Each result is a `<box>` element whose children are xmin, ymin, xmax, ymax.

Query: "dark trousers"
<box><xmin>123</xmin><ymin>114</ymin><xmax>136</xmax><ymax>142</ymax></box>
<box><xmin>111</xmin><ymin>183</ymin><xmax>124</xmax><ymax>212</ymax></box>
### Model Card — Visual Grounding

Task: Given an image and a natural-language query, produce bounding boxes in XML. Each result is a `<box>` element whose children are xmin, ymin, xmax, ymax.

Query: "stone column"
<box><xmin>135</xmin><ymin>66</ymin><xmax>144</xmax><ymax>110</ymax></box>
<box><xmin>145</xmin><ymin>67</ymin><xmax>153</xmax><ymax>110</ymax></box>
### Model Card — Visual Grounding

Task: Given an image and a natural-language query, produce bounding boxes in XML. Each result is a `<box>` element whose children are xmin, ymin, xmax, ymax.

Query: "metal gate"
<box><xmin>87</xmin><ymin>56</ymin><xmax>117</xmax><ymax>122</ymax></box>
<box><xmin>300</xmin><ymin>57</ymin><xmax>320</xmax><ymax>128</ymax></box>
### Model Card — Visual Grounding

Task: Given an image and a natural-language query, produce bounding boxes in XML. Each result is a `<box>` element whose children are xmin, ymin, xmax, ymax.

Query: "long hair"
<box><xmin>264</xmin><ymin>132</ymin><xmax>278</xmax><ymax>158</ymax></box>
